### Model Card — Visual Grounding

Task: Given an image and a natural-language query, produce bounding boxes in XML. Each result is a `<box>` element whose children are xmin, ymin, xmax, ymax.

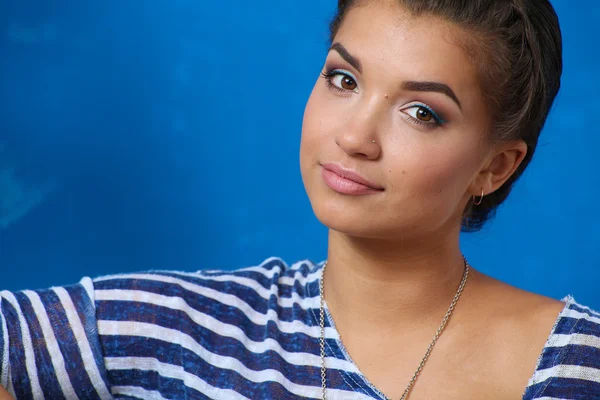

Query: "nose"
<box><xmin>335</xmin><ymin>103</ymin><xmax>382</xmax><ymax>160</ymax></box>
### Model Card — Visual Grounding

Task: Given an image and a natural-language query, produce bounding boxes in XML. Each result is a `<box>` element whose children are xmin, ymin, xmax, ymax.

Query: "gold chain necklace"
<box><xmin>319</xmin><ymin>258</ymin><xmax>470</xmax><ymax>400</ymax></box>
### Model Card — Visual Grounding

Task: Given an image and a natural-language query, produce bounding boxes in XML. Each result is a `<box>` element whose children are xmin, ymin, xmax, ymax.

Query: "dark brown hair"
<box><xmin>329</xmin><ymin>0</ymin><xmax>563</xmax><ymax>232</ymax></box>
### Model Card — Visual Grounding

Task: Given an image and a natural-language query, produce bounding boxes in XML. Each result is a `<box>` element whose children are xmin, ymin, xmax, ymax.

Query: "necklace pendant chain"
<box><xmin>319</xmin><ymin>257</ymin><xmax>470</xmax><ymax>400</ymax></box>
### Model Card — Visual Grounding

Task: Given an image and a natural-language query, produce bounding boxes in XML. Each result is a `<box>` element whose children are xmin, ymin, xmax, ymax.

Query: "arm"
<box><xmin>0</xmin><ymin>278</ymin><xmax>112</xmax><ymax>399</ymax></box>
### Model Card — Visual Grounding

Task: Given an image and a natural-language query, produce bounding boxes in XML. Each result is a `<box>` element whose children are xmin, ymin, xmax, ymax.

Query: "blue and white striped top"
<box><xmin>1</xmin><ymin>257</ymin><xmax>599</xmax><ymax>399</ymax></box>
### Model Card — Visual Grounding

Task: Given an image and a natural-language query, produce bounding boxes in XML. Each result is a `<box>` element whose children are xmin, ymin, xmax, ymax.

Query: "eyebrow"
<box><xmin>401</xmin><ymin>81</ymin><xmax>462</xmax><ymax>110</ymax></box>
<box><xmin>329</xmin><ymin>42</ymin><xmax>462</xmax><ymax>110</ymax></box>
<box><xmin>329</xmin><ymin>42</ymin><xmax>362</xmax><ymax>73</ymax></box>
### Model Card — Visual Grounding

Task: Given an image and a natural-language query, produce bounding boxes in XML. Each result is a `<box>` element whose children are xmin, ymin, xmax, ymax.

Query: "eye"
<box><xmin>320</xmin><ymin>69</ymin><xmax>359</xmax><ymax>93</ymax></box>
<box><xmin>401</xmin><ymin>104</ymin><xmax>445</xmax><ymax>127</ymax></box>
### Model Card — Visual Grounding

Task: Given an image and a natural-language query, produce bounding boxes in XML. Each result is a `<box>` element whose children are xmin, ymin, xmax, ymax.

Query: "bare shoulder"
<box><xmin>456</xmin><ymin>269</ymin><xmax>566</xmax><ymax>397</ymax></box>
<box><xmin>467</xmin><ymin>268</ymin><xmax>565</xmax><ymax>323</ymax></box>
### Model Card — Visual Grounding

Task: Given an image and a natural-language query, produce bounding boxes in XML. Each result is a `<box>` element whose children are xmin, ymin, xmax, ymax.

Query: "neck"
<box><xmin>323</xmin><ymin>229</ymin><xmax>470</xmax><ymax>333</ymax></box>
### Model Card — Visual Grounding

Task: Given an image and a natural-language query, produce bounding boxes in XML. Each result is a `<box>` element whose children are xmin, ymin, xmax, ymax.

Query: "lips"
<box><xmin>320</xmin><ymin>163</ymin><xmax>384</xmax><ymax>195</ymax></box>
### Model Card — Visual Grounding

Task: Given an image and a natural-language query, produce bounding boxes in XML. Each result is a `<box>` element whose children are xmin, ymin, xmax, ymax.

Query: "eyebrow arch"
<box><xmin>401</xmin><ymin>81</ymin><xmax>462</xmax><ymax>110</ymax></box>
<box><xmin>329</xmin><ymin>42</ymin><xmax>362</xmax><ymax>73</ymax></box>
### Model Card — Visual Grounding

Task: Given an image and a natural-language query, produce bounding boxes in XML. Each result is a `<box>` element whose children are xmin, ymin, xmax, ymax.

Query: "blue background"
<box><xmin>1</xmin><ymin>1</ymin><xmax>599</xmax><ymax>309</ymax></box>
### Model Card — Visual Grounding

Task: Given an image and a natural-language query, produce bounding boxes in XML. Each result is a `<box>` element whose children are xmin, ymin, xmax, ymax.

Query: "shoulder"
<box><xmin>545</xmin><ymin>297</ymin><xmax>600</xmax><ymax>357</ymax></box>
<box><xmin>460</xmin><ymin>272</ymin><xmax>595</xmax><ymax>398</ymax></box>
<box><xmin>90</xmin><ymin>257</ymin><xmax>322</xmax><ymax>309</ymax></box>
<box><xmin>525</xmin><ymin>297</ymin><xmax>600</xmax><ymax>398</ymax></box>
<box><xmin>540</xmin><ymin>296</ymin><xmax>600</xmax><ymax>362</ymax></box>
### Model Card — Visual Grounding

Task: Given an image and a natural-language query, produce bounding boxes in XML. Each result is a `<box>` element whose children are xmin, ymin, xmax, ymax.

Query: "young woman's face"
<box><xmin>300</xmin><ymin>2</ymin><xmax>494</xmax><ymax>241</ymax></box>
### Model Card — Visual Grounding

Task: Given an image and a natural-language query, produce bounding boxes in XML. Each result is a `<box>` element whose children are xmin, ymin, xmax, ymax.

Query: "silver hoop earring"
<box><xmin>473</xmin><ymin>189</ymin><xmax>485</xmax><ymax>206</ymax></box>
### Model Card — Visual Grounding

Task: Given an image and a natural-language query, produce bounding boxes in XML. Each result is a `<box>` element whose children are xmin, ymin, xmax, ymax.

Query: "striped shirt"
<box><xmin>1</xmin><ymin>257</ymin><xmax>599</xmax><ymax>399</ymax></box>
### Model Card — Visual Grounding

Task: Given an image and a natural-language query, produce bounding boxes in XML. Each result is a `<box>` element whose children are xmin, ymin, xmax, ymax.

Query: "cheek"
<box><xmin>300</xmin><ymin>101</ymin><xmax>317</xmax><ymax>168</ymax></box>
<box><xmin>300</xmin><ymin>88</ymin><xmax>331</xmax><ymax>166</ymax></box>
<box><xmin>388</xmin><ymin>139</ymin><xmax>480</xmax><ymax>199</ymax></box>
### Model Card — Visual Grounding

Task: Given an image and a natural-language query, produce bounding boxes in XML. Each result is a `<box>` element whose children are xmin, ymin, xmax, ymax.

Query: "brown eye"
<box><xmin>341</xmin><ymin>76</ymin><xmax>357</xmax><ymax>91</ymax></box>
<box><xmin>322</xmin><ymin>70</ymin><xmax>359</xmax><ymax>93</ymax></box>
<box><xmin>416</xmin><ymin>107</ymin><xmax>433</xmax><ymax>122</ymax></box>
<box><xmin>400</xmin><ymin>104</ymin><xmax>444</xmax><ymax>127</ymax></box>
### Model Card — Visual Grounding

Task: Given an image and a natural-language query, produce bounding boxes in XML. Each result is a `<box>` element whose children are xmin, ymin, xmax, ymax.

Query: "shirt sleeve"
<box><xmin>524</xmin><ymin>299</ymin><xmax>600</xmax><ymax>399</ymax></box>
<box><xmin>0</xmin><ymin>278</ymin><xmax>113</xmax><ymax>399</ymax></box>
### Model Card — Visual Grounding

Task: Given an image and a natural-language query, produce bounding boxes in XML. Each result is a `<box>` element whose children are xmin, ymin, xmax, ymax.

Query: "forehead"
<box><xmin>334</xmin><ymin>3</ymin><xmax>482</xmax><ymax>99</ymax></box>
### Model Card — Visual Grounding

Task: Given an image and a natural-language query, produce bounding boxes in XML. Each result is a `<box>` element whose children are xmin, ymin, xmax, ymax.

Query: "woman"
<box><xmin>1</xmin><ymin>0</ymin><xmax>599</xmax><ymax>399</ymax></box>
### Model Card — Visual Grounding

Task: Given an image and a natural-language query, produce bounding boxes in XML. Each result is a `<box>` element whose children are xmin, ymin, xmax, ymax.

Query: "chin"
<box><xmin>308</xmin><ymin>192</ymin><xmax>456</xmax><ymax>244</ymax></box>
<box><xmin>304</xmin><ymin>173</ymin><xmax>389</xmax><ymax>238</ymax></box>
<box><xmin>308</xmin><ymin>195</ymin><xmax>396</xmax><ymax>239</ymax></box>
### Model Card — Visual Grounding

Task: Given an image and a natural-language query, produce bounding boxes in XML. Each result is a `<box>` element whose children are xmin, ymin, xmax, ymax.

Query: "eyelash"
<box><xmin>320</xmin><ymin>69</ymin><xmax>353</xmax><ymax>94</ymax></box>
<box><xmin>320</xmin><ymin>69</ymin><xmax>445</xmax><ymax>128</ymax></box>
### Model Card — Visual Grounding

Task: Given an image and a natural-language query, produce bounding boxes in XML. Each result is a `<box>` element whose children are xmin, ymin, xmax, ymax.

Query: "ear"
<box><xmin>469</xmin><ymin>140</ymin><xmax>528</xmax><ymax>197</ymax></box>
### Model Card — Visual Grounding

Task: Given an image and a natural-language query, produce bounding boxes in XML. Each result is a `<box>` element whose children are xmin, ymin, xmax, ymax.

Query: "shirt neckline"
<box><xmin>308</xmin><ymin>261</ymin><xmax>575</xmax><ymax>400</ymax></box>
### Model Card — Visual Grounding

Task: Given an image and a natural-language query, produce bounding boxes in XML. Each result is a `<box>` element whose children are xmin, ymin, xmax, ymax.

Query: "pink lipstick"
<box><xmin>321</xmin><ymin>163</ymin><xmax>383</xmax><ymax>195</ymax></box>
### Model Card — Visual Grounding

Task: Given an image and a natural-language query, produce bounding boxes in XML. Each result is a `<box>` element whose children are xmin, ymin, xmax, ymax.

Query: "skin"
<box><xmin>0</xmin><ymin>385</ymin><xmax>13</xmax><ymax>400</ymax></box>
<box><xmin>300</xmin><ymin>1</ymin><xmax>564</xmax><ymax>399</ymax></box>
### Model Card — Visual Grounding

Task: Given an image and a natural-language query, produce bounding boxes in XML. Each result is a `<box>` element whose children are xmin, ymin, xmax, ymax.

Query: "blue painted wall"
<box><xmin>1</xmin><ymin>1</ymin><xmax>599</xmax><ymax>308</ymax></box>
